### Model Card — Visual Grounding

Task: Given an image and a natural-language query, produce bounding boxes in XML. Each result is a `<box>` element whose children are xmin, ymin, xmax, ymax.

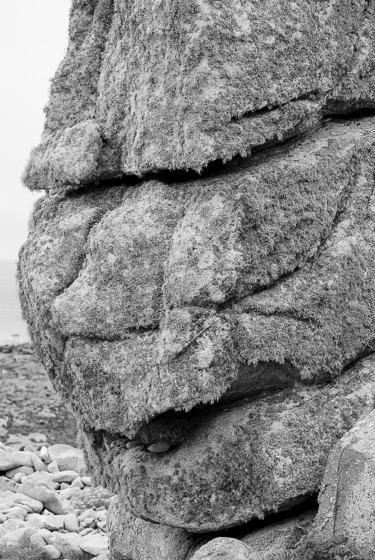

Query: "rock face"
<box><xmin>18</xmin><ymin>2</ymin><xmax>375</xmax><ymax>559</ymax></box>
<box><xmin>23</xmin><ymin>0</ymin><xmax>375</xmax><ymax>192</ymax></box>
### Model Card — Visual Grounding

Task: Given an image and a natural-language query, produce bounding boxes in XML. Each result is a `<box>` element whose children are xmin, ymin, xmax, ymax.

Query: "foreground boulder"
<box><xmin>83</xmin><ymin>356</ymin><xmax>375</xmax><ymax>532</ymax></box>
<box><xmin>18</xmin><ymin>1</ymin><xmax>375</xmax><ymax>558</ymax></box>
<box><xmin>312</xmin><ymin>410</ymin><xmax>375</xmax><ymax>558</ymax></box>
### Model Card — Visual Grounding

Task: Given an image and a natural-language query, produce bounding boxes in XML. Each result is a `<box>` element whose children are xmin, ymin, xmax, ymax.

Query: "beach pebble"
<box><xmin>79</xmin><ymin>509</ymin><xmax>97</xmax><ymax>521</ymax></box>
<box><xmin>80</xmin><ymin>527</ymin><xmax>94</xmax><ymax>536</ymax></box>
<box><xmin>24</xmin><ymin>444</ymin><xmax>40</xmax><ymax>455</ymax></box>
<box><xmin>64</xmin><ymin>513</ymin><xmax>79</xmax><ymax>533</ymax></box>
<box><xmin>44</xmin><ymin>544</ymin><xmax>62</xmax><ymax>560</ymax></box>
<box><xmin>81</xmin><ymin>476</ymin><xmax>92</xmax><ymax>487</ymax></box>
<box><xmin>0</xmin><ymin>476</ymin><xmax>18</xmax><ymax>492</ymax></box>
<box><xmin>81</xmin><ymin>517</ymin><xmax>95</xmax><ymax>529</ymax></box>
<box><xmin>40</xmin><ymin>446</ymin><xmax>51</xmax><ymax>463</ymax></box>
<box><xmin>1</xmin><ymin>519</ymin><xmax>27</xmax><ymax>533</ymax></box>
<box><xmin>52</xmin><ymin>470</ymin><xmax>79</xmax><ymax>484</ymax></box>
<box><xmin>38</xmin><ymin>527</ymin><xmax>55</xmax><ymax>544</ymax></box>
<box><xmin>5</xmin><ymin>506</ymin><xmax>28</xmax><ymax>520</ymax></box>
<box><xmin>48</xmin><ymin>445</ymin><xmax>86</xmax><ymax>475</ymax></box>
<box><xmin>27</xmin><ymin>513</ymin><xmax>44</xmax><ymax>529</ymax></box>
<box><xmin>0</xmin><ymin>448</ymin><xmax>45</xmax><ymax>471</ymax></box>
<box><xmin>6</xmin><ymin>466</ymin><xmax>34</xmax><ymax>478</ymax></box>
<box><xmin>48</xmin><ymin>461</ymin><xmax>60</xmax><ymax>474</ymax></box>
<box><xmin>80</xmin><ymin>532</ymin><xmax>108</xmax><ymax>556</ymax></box>
<box><xmin>30</xmin><ymin>531</ymin><xmax>47</xmax><ymax>549</ymax></box>
<box><xmin>23</xmin><ymin>470</ymin><xmax>56</xmax><ymax>490</ymax></box>
<box><xmin>125</xmin><ymin>440</ymin><xmax>144</xmax><ymax>450</ymax></box>
<box><xmin>13</xmin><ymin>473</ymin><xmax>26</xmax><ymax>484</ymax></box>
<box><xmin>43</xmin><ymin>515</ymin><xmax>65</xmax><ymax>532</ymax></box>
<box><xmin>71</xmin><ymin>477</ymin><xmax>84</xmax><ymax>489</ymax></box>
<box><xmin>54</xmin><ymin>532</ymin><xmax>85</xmax><ymax>559</ymax></box>
<box><xmin>147</xmin><ymin>441</ymin><xmax>170</xmax><ymax>454</ymax></box>
<box><xmin>0</xmin><ymin>434</ymin><xmax>110</xmax><ymax>558</ymax></box>
<box><xmin>6</xmin><ymin>490</ymin><xmax>43</xmax><ymax>513</ymax></box>
<box><xmin>59</xmin><ymin>486</ymin><xmax>81</xmax><ymax>500</ymax></box>
<box><xmin>18</xmin><ymin>482</ymin><xmax>65</xmax><ymax>514</ymax></box>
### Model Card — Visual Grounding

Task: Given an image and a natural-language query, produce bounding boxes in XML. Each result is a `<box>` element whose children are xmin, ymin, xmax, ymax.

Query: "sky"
<box><xmin>0</xmin><ymin>1</ymin><xmax>71</xmax><ymax>261</ymax></box>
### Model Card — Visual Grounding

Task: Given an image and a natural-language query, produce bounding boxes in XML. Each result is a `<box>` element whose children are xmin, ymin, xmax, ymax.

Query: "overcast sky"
<box><xmin>0</xmin><ymin>1</ymin><xmax>71</xmax><ymax>261</ymax></box>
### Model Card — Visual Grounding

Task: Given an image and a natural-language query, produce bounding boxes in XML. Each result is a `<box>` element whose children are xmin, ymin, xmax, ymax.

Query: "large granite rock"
<box><xmin>81</xmin><ymin>356</ymin><xmax>375</xmax><ymax>532</ymax></box>
<box><xmin>18</xmin><ymin>2</ymin><xmax>375</xmax><ymax>558</ymax></box>
<box><xmin>23</xmin><ymin>0</ymin><xmax>375</xmax><ymax>192</ymax></box>
<box><xmin>312</xmin><ymin>410</ymin><xmax>375</xmax><ymax>558</ymax></box>
<box><xmin>19</xmin><ymin>120</ymin><xmax>375</xmax><ymax>439</ymax></box>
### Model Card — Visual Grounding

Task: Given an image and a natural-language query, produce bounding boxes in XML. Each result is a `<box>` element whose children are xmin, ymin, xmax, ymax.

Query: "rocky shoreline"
<box><xmin>0</xmin><ymin>344</ymin><xmax>76</xmax><ymax>445</ymax></box>
<box><xmin>0</xmin><ymin>432</ymin><xmax>111</xmax><ymax>559</ymax></box>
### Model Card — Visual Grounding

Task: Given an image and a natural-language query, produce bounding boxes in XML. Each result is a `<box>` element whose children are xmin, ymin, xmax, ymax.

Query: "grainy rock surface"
<box><xmin>23</xmin><ymin>0</ymin><xmax>375</xmax><ymax>191</ymax></box>
<box><xmin>19</xmin><ymin>120</ymin><xmax>375</xmax><ymax>440</ymax></box>
<box><xmin>108</xmin><ymin>498</ymin><xmax>205</xmax><ymax>560</ymax></box>
<box><xmin>83</xmin><ymin>356</ymin><xmax>375</xmax><ymax>532</ymax></box>
<box><xmin>190</xmin><ymin>538</ymin><xmax>252</xmax><ymax>560</ymax></box>
<box><xmin>312</xmin><ymin>410</ymin><xmax>375</xmax><ymax>558</ymax></box>
<box><xmin>18</xmin><ymin>2</ymin><xmax>375</xmax><ymax>559</ymax></box>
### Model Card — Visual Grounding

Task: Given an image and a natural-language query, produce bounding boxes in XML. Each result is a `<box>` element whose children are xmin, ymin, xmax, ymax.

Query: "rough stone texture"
<box><xmin>18</xmin><ymin>185</ymin><xmax>126</xmax><ymax>394</ymax></box>
<box><xmin>19</xmin><ymin>120</ymin><xmax>375</xmax><ymax>440</ymax></box>
<box><xmin>241</xmin><ymin>512</ymin><xmax>315</xmax><ymax>559</ymax></box>
<box><xmin>23</xmin><ymin>0</ymin><xmax>375</xmax><ymax>192</ymax></box>
<box><xmin>190</xmin><ymin>538</ymin><xmax>252</xmax><ymax>560</ymax></box>
<box><xmin>18</xmin><ymin>2</ymin><xmax>375</xmax><ymax>558</ymax></box>
<box><xmin>82</xmin><ymin>356</ymin><xmax>375</xmax><ymax>532</ymax></box>
<box><xmin>312</xmin><ymin>410</ymin><xmax>375</xmax><ymax>558</ymax></box>
<box><xmin>108</xmin><ymin>498</ymin><xmax>205</xmax><ymax>560</ymax></box>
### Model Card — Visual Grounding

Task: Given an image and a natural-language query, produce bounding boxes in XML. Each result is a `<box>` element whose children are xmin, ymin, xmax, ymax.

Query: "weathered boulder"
<box><xmin>82</xmin><ymin>356</ymin><xmax>375</xmax><ymax>532</ymax></box>
<box><xmin>18</xmin><ymin>1</ymin><xmax>375</xmax><ymax>557</ymax></box>
<box><xmin>23</xmin><ymin>0</ymin><xmax>375</xmax><ymax>192</ymax></box>
<box><xmin>312</xmin><ymin>410</ymin><xmax>375</xmax><ymax>558</ymax></box>
<box><xmin>19</xmin><ymin>120</ymin><xmax>375</xmax><ymax>440</ymax></box>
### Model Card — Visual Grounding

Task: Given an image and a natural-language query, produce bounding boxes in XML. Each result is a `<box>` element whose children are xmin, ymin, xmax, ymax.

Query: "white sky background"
<box><xmin>0</xmin><ymin>1</ymin><xmax>71</xmax><ymax>261</ymax></box>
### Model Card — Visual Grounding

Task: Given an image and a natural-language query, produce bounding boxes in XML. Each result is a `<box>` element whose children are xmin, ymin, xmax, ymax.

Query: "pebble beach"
<box><xmin>0</xmin><ymin>432</ymin><xmax>112</xmax><ymax>559</ymax></box>
<box><xmin>0</xmin><ymin>262</ymin><xmax>111</xmax><ymax>558</ymax></box>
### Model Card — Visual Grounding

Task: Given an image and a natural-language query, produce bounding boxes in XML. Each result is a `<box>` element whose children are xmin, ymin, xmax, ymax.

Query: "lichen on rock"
<box><xmin>17</xmin><ymin>1</ymin><xmax>375</xmax><ymax>559</ymax></box>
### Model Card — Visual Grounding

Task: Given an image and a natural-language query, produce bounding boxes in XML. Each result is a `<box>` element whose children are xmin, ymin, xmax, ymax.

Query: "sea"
<box><xmin>0</xmin><ymin>260</ymin><xmax>30</xmax><ymax>345</ymax></box>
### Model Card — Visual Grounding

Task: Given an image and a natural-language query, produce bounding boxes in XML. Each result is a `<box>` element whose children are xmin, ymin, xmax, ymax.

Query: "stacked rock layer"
<box><xmin>18</xmin><ymin>1</ymin><xmax>375</xmax><ymax>559</ymax></box>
